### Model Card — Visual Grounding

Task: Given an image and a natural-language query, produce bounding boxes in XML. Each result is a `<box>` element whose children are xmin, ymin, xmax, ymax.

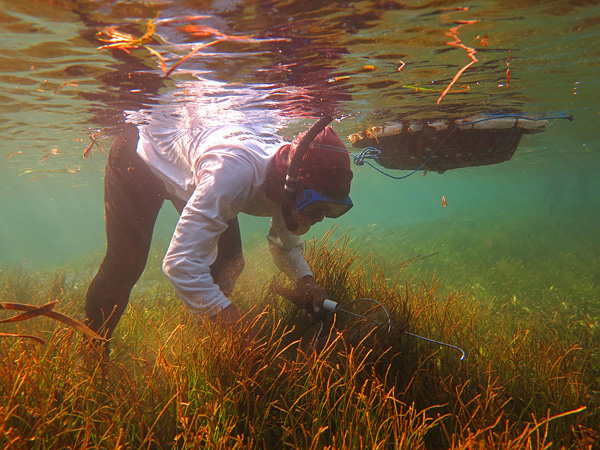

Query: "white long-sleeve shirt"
<box><xmin>136</xmin><ymin>124</ymin><xmax>313</xmax><ymax>317</ymax></box>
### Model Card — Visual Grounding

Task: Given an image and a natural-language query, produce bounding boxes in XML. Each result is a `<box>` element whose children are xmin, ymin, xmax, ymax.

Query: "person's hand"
<box><xmin>295</xmin><ymin>275</ymin><xmax>328</xmax><ymax>319</ymax></box>
<box><xmin>208</xmin><ymin>303</ymin><xmax>263</xmax><ymax>374</ymax></box>
<box><xmin>211</xmin><ymin>303</ymin><xmax>244</xmax><ymax>330</ymax></box>
<box><xmin>210</xmin><ymin>303</ymin><xmax>258</xmax><ymax>341</ymax></box>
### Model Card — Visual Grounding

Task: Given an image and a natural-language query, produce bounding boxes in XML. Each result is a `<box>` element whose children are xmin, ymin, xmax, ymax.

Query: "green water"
<box><xmin>0</xmin><ymin>0</ymin><xmax>598</xmax><ymax>313</ymax></box>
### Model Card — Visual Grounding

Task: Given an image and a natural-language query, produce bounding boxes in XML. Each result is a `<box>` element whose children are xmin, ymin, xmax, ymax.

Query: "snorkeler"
<box><xmin>84</xmin><ymin>117</ymin><xmax>353</xmax><ymax>346</ymax></box>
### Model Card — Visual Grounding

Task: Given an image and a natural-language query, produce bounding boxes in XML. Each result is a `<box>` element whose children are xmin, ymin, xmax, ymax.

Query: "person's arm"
<box><xmin>162</xmin><ymin>155</ymin><xmax>252</xmax><ymax>324</ymax></box>
<box><xmin>267</xmin><ymin>217</ymin><xmax>327</xmax><ymax>314</ymax></box>
<box><xmin>295</xmin><ymin>274</ymin><xmax>328</xmax><ymax>315</ymax></box>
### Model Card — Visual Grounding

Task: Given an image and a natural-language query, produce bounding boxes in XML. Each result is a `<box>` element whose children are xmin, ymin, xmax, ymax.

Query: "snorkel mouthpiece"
<box><xmin>282</xmin><ymin>115</ymin><xmax>334</xmax><ymax>232</ymax></box>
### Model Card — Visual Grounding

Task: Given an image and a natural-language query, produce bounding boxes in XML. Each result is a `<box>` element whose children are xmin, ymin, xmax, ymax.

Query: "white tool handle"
<box><xmin>322</xmin><ymin>299</ymin><xmax>338</xmax><ymax>312</ymax></box>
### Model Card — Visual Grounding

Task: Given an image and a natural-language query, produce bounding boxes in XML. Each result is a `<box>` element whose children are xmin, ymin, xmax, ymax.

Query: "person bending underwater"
<box><xmin>84</xmin><ymin>116</ymin><xmax>353</xmax><ymax>347</ymax></box>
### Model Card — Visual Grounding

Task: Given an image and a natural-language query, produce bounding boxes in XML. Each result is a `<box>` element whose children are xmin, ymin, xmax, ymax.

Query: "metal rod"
<box><xmin>325</xmin><ymin>298</ymin><xmax>466</xmax><ymax>360</ymax></box>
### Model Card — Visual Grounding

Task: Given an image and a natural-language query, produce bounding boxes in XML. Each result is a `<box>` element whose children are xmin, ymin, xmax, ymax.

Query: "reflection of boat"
<box><xmin>348</xmin><ymin>114</ymin><xmax>553</xmax><ymax>173</ymax></box>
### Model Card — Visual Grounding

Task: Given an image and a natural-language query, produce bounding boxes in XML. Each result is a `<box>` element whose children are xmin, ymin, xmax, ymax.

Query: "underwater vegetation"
<box><xmin>369</xmin><ymin>213</ymin><xmax>599</xmax><ymax>323</ymax></box>
<box><xmin>1</xmin><ymin>227</ymin><xmax>599</xmax><ymax>449</ymax></box>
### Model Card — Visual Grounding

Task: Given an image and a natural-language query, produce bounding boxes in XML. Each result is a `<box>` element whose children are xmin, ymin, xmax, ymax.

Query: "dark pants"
<box><xmin>84</xmin><ymin>124</ymin><xmax>244</xmax><ymax>339</ymax></box>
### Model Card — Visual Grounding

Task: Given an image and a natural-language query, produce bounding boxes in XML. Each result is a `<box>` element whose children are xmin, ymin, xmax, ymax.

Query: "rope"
<box><xmin>353</xmin><ymin>146</ymin><xmax>433</xmax><ymax>180</ymax></box>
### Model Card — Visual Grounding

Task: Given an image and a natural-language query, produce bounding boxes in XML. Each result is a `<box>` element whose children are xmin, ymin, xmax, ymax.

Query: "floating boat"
<box><xmin>348</xmin><ymin>114</ymin><xmax>550</xmax><ymax>173</ymax></box>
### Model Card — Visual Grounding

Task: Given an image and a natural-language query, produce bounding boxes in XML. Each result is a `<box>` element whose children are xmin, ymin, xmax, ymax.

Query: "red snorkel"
<box><xmin>282</xmin><ymin>114</ymin><xmax>333</xmax><ymax>232</ymax></box>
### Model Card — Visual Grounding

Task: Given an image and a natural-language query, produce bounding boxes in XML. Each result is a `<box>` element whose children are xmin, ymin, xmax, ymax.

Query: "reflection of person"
<box><xmin>84</xmin><ymin>120</ymin><xmax>353</xmax><ymax>346</ymax></box>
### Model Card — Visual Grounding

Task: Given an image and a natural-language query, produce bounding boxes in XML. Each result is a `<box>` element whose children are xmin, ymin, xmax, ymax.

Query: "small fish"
<box><xmin>441</xmin><ymin>196</ymin><xmax>447</xmax><ymax>207</ymax></box>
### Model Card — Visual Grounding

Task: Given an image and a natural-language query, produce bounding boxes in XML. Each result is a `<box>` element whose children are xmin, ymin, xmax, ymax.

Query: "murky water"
<box><xmin>1</xmin><ymin>0</ymin><xmax>598</xmax><ymax>309</ymax></box>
